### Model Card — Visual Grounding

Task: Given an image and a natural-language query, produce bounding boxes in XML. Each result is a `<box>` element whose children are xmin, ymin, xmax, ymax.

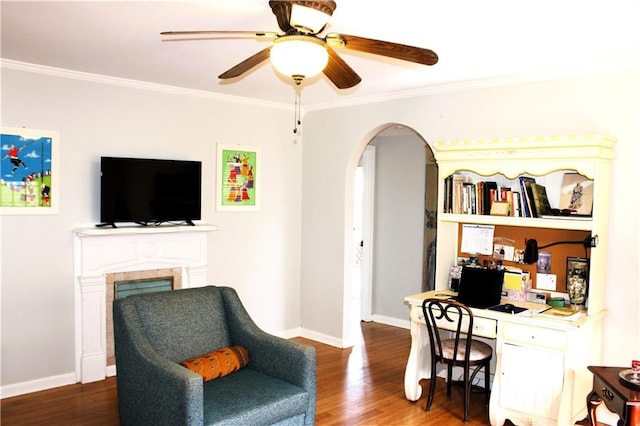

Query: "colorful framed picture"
<box><xmin>216</xmin><ymin>144</ymin><xmax>260</xmax><ymax>211</ymax></box>
<box><xmin>1</xmin><ymin>127</ymin><xmax>59</xmax><ymax>214</ymax></box>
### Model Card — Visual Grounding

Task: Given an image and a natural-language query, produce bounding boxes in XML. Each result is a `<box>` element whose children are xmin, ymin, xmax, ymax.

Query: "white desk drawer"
<box><xmin>410</xmin><ymin>305</ymin><xmax>497</xmax><ymax>339</ymax></box>
<box><xmin>502</xmin><ymin>322</ymin><xmax>568</xmax><ymax>350</ymax></box>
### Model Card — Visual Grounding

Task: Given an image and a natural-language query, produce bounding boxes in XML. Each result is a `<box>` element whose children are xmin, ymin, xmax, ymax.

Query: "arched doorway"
<box><xmin>348</xmin><ymin>124</ymin><xmax>437</xmax><ymax>341</ymax></box>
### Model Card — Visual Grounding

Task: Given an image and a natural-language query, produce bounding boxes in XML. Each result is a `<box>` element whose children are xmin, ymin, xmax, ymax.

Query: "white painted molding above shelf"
<box><xmin>434</xmin><ymin>134</ymin><xmax>616</xmax><ymax>178</ymax></box>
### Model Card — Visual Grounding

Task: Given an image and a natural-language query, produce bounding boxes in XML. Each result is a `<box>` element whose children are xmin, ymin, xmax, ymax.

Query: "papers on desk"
<box><xmin>538</xmin><ymin>306</ymin><xmax>586</xmax><ymax>321</ymax></box>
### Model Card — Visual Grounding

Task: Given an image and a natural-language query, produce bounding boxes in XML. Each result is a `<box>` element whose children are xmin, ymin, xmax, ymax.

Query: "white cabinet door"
<box><xmin>499</xmin><ymin>343</ymin><xmax>565</xmax><ymax>419</ymax></box>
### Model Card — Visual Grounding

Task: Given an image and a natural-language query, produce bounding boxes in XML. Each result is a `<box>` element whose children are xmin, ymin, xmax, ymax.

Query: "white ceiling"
<box><xmin>2</xmin><ymin>0</ymin><xmax>639</xmax><ymax>109</ymax></box>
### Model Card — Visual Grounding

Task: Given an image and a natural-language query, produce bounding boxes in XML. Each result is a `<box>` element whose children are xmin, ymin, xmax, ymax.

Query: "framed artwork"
<box><xmin>559</xmin><ymin>173</ymin><xmax>593</xmax><ymax>216</ymax></box>
<box><xmin>1</xmin><ymin>127</ymin><xmax>59</xmax><ymax>215</ymax></box>
<box><xmin>216</xmin><ymin>144</ymin><xmax>260</xmax><ymax>211</ymax></box>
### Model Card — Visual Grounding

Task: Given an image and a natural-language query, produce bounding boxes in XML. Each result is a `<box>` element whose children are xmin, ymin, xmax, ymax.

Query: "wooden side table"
<box><xmin>587</xmin><ymin>366</ymin><xmax>640</xmax><ymax>426</ymax></box>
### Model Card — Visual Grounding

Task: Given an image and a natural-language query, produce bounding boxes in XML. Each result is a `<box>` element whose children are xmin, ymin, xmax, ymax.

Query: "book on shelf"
<box><xmin>462</xmin><ymin>181</ymin><xmax>477</xmax><ymax>214</ymax></box>
<box><xmin>530</xmin><ymin>183</ymin><xmax>554</xmax><ymax>217</ymax></box>
<box><xmin>518</xmin><ymin>176</ymin><xmax>537</xmax><ymax>218</ymax></box>
<box><xmin>477</xmin><ymin>181</ymin><xmax>484</xmax><ymax>215</ymax></box>
<box><xmin>512</xmin><ymin>191</ymin><xmax>522</xmax><ymax>217</ymax></box>
<box><xmin>482</xmin><ymin>181</ymin><xmax>497</xmax><ymax>215</ymax></box>
<box><xmin>447</xmin><ymin>174</ymin><xmax>475</xmax><ymax>214</ymax></box>
<box><xmin>444</xmin><ymin>175</ymin><xmax>452</xmax><ymax>213</ymax></box>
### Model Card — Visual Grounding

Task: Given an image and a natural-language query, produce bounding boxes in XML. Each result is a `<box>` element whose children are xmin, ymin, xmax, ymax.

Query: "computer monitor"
<box><xmin>455</xmin><ymin>267</ymin><xmax>505</xmax><ymax>309</ymax></box>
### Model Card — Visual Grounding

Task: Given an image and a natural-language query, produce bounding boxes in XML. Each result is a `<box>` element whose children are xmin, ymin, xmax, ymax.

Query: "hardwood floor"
<box><xmin>1</xmin><ymin>322</ymin><xmax>491</xmax><ymax>425</ymax></box>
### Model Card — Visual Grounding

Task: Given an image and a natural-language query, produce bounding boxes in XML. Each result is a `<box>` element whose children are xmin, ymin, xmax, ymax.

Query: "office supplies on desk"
<box><xmin>488</xmin><ymin>304</ymin><xmax>528</xmax><ymax>314</ymax></box>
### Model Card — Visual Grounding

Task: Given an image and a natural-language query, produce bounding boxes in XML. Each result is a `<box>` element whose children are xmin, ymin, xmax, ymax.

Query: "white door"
<box><xmin>353</xmin><ymin>145</ymin><xmax>375</xmax><ymax>323</ymax></box>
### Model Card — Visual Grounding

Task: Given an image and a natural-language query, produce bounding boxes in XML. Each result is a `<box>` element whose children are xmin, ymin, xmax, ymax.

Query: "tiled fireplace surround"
<box><xmin>73</xmin><ymin>225</ymin><xmax>216</xmax><ymax>383</ymax></box>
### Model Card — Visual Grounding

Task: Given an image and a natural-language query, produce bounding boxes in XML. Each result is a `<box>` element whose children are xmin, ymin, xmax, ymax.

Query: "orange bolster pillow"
<box><xmin>180</xmin><ymin>345</ymin><xmax>249</xmax><ymax>381</ymax></box>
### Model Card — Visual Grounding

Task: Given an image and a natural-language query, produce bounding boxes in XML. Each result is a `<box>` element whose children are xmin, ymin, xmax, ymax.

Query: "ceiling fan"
<box><xmin>161</xmin><ymin>0</ymin><xmax>438</xmax><ymax>89</ymax></box>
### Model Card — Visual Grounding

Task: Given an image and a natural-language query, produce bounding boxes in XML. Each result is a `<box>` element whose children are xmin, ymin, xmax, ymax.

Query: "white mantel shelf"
<box><xmin>74</xmin><ymin>223</ymin><xmax>218</xmax><ymax>237</ymax></box>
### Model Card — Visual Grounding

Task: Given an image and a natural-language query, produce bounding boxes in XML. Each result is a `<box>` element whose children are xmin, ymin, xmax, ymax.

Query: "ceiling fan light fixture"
<box><xmin>270</xmin><ymin>35</ymin><xmax>329</xmax><ymax>81</ymax></box>
<box><xmin>290</xmin><ymin>4</ymin><xmax>331</xmax><ymax>33</ymax></box>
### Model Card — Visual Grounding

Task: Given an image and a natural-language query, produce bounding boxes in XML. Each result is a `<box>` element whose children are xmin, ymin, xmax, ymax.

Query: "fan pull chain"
<box><xmin>293</xmin><ymin>81</ymin><xmax>302</xmax><ymax>134</ymax></box>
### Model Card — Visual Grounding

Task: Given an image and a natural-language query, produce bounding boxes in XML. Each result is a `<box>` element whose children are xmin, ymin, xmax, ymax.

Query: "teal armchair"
<box><xmin>113</xmin><ymin>286</ymin><xmax>316</xmax><ymax>426</ymax></box>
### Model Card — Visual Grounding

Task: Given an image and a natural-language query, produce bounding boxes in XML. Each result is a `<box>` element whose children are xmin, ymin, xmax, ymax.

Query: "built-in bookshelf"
<box><xmin>433</xmin><ymin>135</ymin><xmax>616</xmax><ymax>316</ymax></box>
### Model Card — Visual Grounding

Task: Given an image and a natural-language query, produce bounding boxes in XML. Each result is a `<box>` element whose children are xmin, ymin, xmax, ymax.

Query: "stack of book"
<box><xmin>518</xmin><ymin>177</ymin><xmax>553</xmax><ymax>218</ymax></box>
<box><xmin>443</xmin><ymin>174</ymin><xmax>555</xmax><ymax>218</ymax></box>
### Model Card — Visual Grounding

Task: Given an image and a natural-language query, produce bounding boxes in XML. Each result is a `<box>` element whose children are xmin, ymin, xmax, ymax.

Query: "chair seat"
<box><xmin>441</xmin><ymin>338</ymin><xmax>492</xmax><ymax>363</ymax></box>
<box><xmin>203</xmin><ymin>368</ymin><xmax>309</xmax><ymax>425</ymax></box>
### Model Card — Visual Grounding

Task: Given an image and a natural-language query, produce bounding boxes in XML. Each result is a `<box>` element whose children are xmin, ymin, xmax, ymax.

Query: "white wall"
<box><xmin>371</xmin><ymin>134</ymin><xmax>425</xmax><ymax>321</ymax></box>
<box><xmin>0</xmin><ymin>68</ymin><xmax>302</xmax><ymax>388</ymax></box>
<box><xmin>300</xmin><ymin>69</ymin><xmax>640</xmax><ymax>365</ymax></box>
<box><xmin>2</xmin><ymin>65</ymin><xmax>639</xmax><ymax>394</ymax></box>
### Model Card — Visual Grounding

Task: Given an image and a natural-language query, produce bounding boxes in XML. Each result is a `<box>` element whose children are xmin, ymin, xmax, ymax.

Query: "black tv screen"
<box><xmin>100</xmin><ymin>156</ymin><xmax>202</xmax><ymax>226</ymax></box>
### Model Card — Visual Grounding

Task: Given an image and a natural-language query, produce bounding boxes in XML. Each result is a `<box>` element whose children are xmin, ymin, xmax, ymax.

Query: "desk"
<box><xmin>404</xmin><ymin>290</ymin><xmax>605</xmax><ymax>426</ymax></box>
<box><xmin>587</xmin><ymin>366</ymin><xmax>640</xmax><ymax>426</ymax></box>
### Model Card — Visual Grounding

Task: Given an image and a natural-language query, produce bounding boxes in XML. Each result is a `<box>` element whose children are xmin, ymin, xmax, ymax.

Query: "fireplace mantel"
<box><xmin>74</xmin><ymin>223</ymin><xmax>218</xmax><ymax>237</ymax></box>
<box><xmin>73</xmin><ymin>224</ymin><xmax>217</xmax><ymax>383</ymax></box>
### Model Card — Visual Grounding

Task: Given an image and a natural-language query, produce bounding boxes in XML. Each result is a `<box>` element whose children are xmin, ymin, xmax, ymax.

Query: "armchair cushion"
<box><xmin>202</xmin><ymin>369</ymin><xmax>309</xmax><ymax>425</ymax></box>
<box><xmin>181</xmin><ymin>345</ymin><xmax>250</xmax><ymax>382</ymax></box>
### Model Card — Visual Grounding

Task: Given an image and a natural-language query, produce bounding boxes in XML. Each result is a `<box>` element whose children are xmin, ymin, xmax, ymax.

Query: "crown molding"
<box><xmin>304</xmin><ymin>57</ymin><xmax>640</xmax><ymax>111</ymax></box>
<box><xmin>3</xmin><ymin>56</ymin><xmax>638</xmax><ymax>113</ymax></box>
<box><xmin>0</xmin><ymin>59</ymin><xmax>293</xmax><ymax>111</ymax></box>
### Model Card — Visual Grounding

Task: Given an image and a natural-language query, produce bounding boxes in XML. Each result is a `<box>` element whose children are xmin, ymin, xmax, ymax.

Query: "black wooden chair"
<box><xmin>421</xmin><ymin>298</ymin><xmax>493</xmax><ymax>423</ymax></box>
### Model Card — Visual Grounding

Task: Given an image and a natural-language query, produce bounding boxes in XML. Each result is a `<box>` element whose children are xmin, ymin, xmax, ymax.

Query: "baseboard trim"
<box><xmin>272</xmin><ymin>327</ymin><xmax>303</xmax><ymax>340</ymax></box>
<box><xmin>1</xmin><ymin>320</ymin><xmax>408</xmax><ymax>398</ymax></box>
<box><xmin>297</xmin><ymin>328</ymin><xmax>344</xmax><ymax>348</ymax></box>
<box><xmin>1</xmin><ymin>372</ymin><xmax>76</xmax><ymax>399</ymax></box>
<box><xmin>370</xmin><ymin>314</ymin><xmax>410</xmax><ymax>330</ymax></box>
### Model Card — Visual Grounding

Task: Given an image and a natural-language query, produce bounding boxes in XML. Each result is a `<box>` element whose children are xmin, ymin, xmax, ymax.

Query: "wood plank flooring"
<box><xmin>1</xmin><ymin>322</ymin><xmax>492</xmax><ymax>425</ymax></box>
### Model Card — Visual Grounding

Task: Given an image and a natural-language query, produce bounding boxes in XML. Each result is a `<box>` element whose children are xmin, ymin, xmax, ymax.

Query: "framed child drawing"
<box><xmin>1</xmin><ymin>127</ymin><xmax>59</xmax><ymax>214</ymax></box>
<box><xmin>216</xmin><ymin>144</ymin><xmax>260</xmax><ymax>211</ymax></box>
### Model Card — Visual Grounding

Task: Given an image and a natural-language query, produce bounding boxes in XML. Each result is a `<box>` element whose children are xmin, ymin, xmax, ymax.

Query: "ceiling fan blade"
<box><xmin>218</xmin><ymin>47</ymin><xmax>272</xmax><ymax>79</ymax></box>
<box><xmin>161</xmin><ymin>30</ymin><xmax>277</xmax><ymax>38</ymax></box>
<box><xmin>323</xmin><ymin>47</ymin><xmax>361</xmax><ymax>89</ymax></box>
<box><xmin>327</xmin><ymin>33</ymin><xmax>438</xmax><ymax>66</ymax></box>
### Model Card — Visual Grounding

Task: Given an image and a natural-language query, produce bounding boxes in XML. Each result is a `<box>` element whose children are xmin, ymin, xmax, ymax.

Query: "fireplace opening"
<box><xmin>106</xmin><ymin>268</ymin><xmax>182</xmax><ymax>366</ymax></box>
<box><xmin>115</xmin><ymin>277</ymin><xmax>174</xmax><ymax>299</ymax></box>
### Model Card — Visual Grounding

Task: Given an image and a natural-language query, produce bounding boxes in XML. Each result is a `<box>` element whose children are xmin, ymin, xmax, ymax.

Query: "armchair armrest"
<box><xmin>113</xmin><ymin>298</ymin><xmax>204</xmax><ymax>426</ymax></box>
<box><xmin>220</xmin><ymin>287</ymin><xmax>317</xmax><ymax>425</ymax></box>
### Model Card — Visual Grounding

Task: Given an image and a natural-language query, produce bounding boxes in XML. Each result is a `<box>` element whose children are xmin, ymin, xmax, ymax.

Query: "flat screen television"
<box><xmin>99</xmin><ymin>156</ymin><xmax>202</xmax><ymax>227</ymax></box>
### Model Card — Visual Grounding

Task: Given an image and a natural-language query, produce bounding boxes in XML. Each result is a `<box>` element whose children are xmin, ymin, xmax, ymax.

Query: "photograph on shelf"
<box><xmin>1</xmin><ymin>127</ymin><xmax>59</xmax><ymax>215</ymax></box>
<box><xmin>216</xmin><ymin>144</ymin><xmax>260</xmax><ymax>211</ymax></box>
<box><xmin>559</xmin><ymin>173</ymin><xmax>593</xmax><ymax>216</ymax></box>
<box><xmin>490</xmin><ymin>201</ymin><xmax>510</xmax><ymax>216</ymax></box>
<box><xmin>537</xmin><ymin>251</ymin><xmax>551</xmax><ymax>273</ymax></box>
